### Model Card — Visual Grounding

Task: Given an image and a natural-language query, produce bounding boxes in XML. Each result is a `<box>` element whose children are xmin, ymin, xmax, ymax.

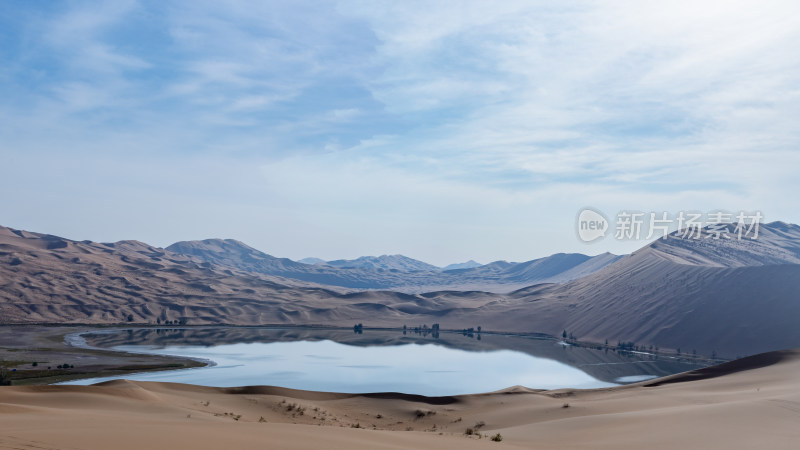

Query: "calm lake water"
<box><xmin>63</xmin><ymin>328</ymin><xmax>708</xmax><ymax>395</ymax></box>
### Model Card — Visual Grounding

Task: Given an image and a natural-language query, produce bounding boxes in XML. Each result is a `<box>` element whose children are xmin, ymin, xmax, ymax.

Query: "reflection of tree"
<box><xmin>410</xmin><ymin>323</ymin><xmax>439</xmax><ymax>339</ymax></box>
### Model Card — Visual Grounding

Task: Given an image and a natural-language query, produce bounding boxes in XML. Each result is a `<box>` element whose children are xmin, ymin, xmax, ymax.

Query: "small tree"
<box><xmin>562</xmin><ymin>330</ymin><xmax>567</xmax><ymax>339</ymax></box>
<box><xmin>0</xmin><ymin>366</ymin><xmax>10</xmax><ymax>386</ymax></box>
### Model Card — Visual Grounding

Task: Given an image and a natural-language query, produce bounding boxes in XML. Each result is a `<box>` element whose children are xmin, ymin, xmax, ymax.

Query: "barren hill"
<box><xmin>2</xmin><ymin>222</ymin><xmax>800</xmax><ymax>356</ymax></box>
<box><xmin>166</xmin><ymin>238</ymin><xmax>619</xmax><ymax>293</ymax></box>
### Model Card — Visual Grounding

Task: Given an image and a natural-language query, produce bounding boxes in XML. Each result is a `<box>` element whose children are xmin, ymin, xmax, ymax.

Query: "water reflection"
<box><xmin>64</xmin><ymin>327</ymin><xmax>709</xmax><ymax>395</ymax></box>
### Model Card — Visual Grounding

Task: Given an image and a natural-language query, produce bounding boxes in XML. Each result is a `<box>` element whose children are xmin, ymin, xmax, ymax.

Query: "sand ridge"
<box><xmin>4</xmin><ymin>223</ymin><xmax>800</xmax><ymax>357</ymax></box>
<box><xmin>1</xmin><ymin>348</ymin><xmax>799</xmax><ymax>449</ymax></box>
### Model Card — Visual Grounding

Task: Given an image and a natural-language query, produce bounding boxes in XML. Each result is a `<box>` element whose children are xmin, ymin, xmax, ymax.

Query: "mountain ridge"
<box><xmin>2</xmin><ymin>222</ymin><xmax>799</xmax><ymax>356</ymax></box>
<box><xmin>165</xmin><ymin>238</ymin><xmax>618</xmax><ymax>293</ymax></box>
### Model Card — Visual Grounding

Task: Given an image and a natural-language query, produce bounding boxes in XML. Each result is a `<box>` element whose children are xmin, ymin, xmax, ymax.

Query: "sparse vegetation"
<box><xmin>491</xmin><ymin>433</ymin><xmax>503</xmax><ymax>442</ymax></box>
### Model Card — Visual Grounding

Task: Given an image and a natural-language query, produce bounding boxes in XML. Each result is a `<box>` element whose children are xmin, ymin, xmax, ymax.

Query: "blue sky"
<box><xmin>2</xmin><ymin>0</ymin><xmax>799</xmax><ymax>266</ymax></box>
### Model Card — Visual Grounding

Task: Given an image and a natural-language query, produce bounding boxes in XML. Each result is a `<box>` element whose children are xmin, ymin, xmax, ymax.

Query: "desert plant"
<box><xmin>491</xmin><ymin>433</ymin><xmax>503</xmax><ymax>442</ymax></box>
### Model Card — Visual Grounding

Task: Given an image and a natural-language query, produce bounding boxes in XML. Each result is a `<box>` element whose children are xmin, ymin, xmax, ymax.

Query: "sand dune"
<box><xmin>3</xmin><ymin>222</ymin><xmax>800</xmax><ymax>357</ymax></box>
<box><xmin>1</xmin><ymin>348</ymin><xmax>798</xmax><ymax>449</ymax></box>
<box><xmin>495</xmin><ymin>223</ymin><xmax>800</xmax><ymax>356</ymax></box>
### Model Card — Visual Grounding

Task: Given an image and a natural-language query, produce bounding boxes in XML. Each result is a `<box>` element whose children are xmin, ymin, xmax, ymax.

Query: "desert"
<box><xmin>3</xmin><ymin>1</ymin><xmax>800</xmax><ymax>448</ymax></box>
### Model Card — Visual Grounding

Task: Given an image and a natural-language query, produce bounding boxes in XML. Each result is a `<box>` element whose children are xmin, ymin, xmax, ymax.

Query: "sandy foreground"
<box><xmin>1</xmin><ymin>349</ymin><xmax>799</xmax><ymax>450</ymax></box>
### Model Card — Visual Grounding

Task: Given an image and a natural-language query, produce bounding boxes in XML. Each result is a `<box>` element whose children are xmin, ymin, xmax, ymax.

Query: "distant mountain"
<box><xmin>0</xmin><ymin>226</ymin><xmax>345</xmax><ymax>324</ymax></box>
<box><xmin>324</xmin><ymin>255</ymin><xmax>440</xmax><ymax>272</ymax></box>
<box><xmin>166</xmin><ymin>240</ymin><xmax>442</xmax><ymax>289</ymax></box>
<box><xmin>3</xmin><ymin>222</ymin><xmax>800</xmax><ymax>357</ymax></box>
<box><xmin>442</xmin><ymin>260</ymin><xmax>482</xmax><ymax>271</ymax></box>
<box><xmin>165</xmin><ymin>239</ymin><xmax>619</xmax><ymax>292</ymax></box>
<box><xmin>166</xmin><ymin>239</ymin><xmax>309</xmax><ymax>274</ymax></box>
<box><xmin>297</xmin><ymin>257</ymin><xmax>326</xmax><ymax>265</ymax></box>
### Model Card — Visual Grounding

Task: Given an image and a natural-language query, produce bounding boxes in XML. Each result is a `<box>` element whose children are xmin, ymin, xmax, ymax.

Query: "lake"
<box><xmin>63</xmin><ymin>327</ymin><xmax>708</xmax><ymax>396</ymax></box>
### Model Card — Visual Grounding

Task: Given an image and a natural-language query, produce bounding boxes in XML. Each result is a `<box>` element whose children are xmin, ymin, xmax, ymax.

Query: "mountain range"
<box><xmin>2</xmin><ymin>222</ymin><xmax>799</xmax><ymax>357</ymax></box>
<box><xmin>165</xmin><ymin>239</ymin><xmax>620</xmax><ymax>293</ymax></box>
<box><xmin>442</xmin><ymin>260</ymin><xmax>482</xmax><ymax>271</ymax></box>
<box><xmin>298</xmin><ymin>257</ymin><xmax>484</xmax><ymax>272</ymax></box>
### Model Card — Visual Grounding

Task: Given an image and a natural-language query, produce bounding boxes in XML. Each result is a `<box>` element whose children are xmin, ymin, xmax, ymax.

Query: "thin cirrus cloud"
<box><xmin>0</xmin><ymin>0</ymin><xmax>799</xmax><ymax>265</ymax></box>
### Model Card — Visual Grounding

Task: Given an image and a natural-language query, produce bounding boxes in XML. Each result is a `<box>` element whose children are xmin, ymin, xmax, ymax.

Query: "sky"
<box><xmin>2</xmin><ymin>0</ymin><xmax>800</xmax><ymax>266</ymax></box>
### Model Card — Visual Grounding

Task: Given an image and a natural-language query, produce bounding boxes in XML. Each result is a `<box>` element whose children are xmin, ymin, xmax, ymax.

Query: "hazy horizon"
<box><xmin>3</xmin><ymin>1</ymin><xmax>800</xmax><ymax>266</ymax></box>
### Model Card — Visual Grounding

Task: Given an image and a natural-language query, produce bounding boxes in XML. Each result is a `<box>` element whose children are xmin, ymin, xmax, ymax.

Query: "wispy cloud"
<box><xmin>1</xmin><ymin>1</ymin><xmax>799</xmax><ymax>264</ymax></box>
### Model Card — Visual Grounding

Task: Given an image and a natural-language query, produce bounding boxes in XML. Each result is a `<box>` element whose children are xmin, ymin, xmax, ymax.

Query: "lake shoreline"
<box><xmin>1</xmin><ymin>347</ymin><xmax>798</xmax><ymax>449</ymax></box>
<box><xmin>1</xmin><ymin>324</ymin><xmax>718</xmax><ymax>387</ymax></box>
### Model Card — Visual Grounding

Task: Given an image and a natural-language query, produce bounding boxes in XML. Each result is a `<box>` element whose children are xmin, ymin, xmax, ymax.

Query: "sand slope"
<box><xmin>495</xmin><ymin>222</ymin><xmax>800</xmax><ymax>356</ymax></box>
<box><xmin>1</xmin><ymin>349</ymin><xmax>798</xmax><ymax>449</ymax></box>
<box><xmin>3</xmin><ymin>222</ymin><xmax>800</xmax><ymax>357</ymax></box>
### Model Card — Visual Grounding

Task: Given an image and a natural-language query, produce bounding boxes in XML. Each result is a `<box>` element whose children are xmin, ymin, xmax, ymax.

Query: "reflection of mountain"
<box><xmin>82</xmin><ymin>328</ymin><xmax>706</xmax><ymax>385</ymax></box>
<box><xmin>3</xmin><ymin>222</ymin><xmax>800</xmax><ymax>358</ymax></box>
